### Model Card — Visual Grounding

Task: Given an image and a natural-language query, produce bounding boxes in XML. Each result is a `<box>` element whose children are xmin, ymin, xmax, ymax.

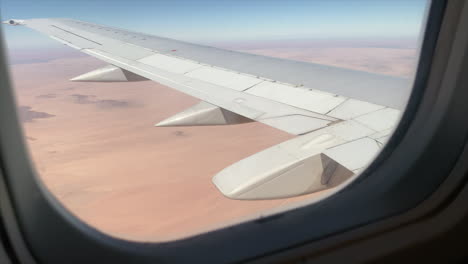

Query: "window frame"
<box><xmin>3</xmin><ymin>1</ymin><xmax>468</xmax><ymax>263</ymax></box>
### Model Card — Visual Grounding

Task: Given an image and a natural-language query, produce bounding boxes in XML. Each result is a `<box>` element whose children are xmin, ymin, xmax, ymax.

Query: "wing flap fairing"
<box><xmin>70</xmin><ymin>65</ymin><xmax>148</xmax><ymax>82</ymax></box>
<box><xmin>155</xmin><ymin>101</ymin><xmax>253</xmax><ymax>127</ymax></box>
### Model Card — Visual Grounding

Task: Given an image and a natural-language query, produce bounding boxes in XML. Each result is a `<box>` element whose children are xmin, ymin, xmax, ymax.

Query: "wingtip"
<box><xmin>2</xmin><ymin>19</ymin><xmax>25</xmax><ymax>26</ymax></box>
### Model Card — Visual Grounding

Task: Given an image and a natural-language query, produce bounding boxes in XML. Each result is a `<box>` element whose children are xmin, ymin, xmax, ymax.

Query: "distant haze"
<box><xmin>1</xmin><ymin>0</ymin><xmax>428</xmax><ymax>48</ymax></box>
<box><xmin>209</xmin><ymin>37</ymin><xmax>419</xmax><ymax>50</ymax></box>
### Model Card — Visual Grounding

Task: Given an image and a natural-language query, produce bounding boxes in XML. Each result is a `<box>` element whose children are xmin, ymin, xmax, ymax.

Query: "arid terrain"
<box><xmin>7</xmin><ymin>40</ymin><xmax>417</xmax><ymax>241</ymax></box>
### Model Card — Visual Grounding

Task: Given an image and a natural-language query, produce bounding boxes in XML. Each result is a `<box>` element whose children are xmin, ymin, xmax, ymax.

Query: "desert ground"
<box><xmin>7</xmin><ymin>40</ymin><xmax>417</xmax><ymax>241</ymax></box>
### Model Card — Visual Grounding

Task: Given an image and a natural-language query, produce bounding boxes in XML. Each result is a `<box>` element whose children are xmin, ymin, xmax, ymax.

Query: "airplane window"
<box><xmin>1</xmin><ymin>0</ymin><xmax>429</xmax><ymax>242</ymax></box>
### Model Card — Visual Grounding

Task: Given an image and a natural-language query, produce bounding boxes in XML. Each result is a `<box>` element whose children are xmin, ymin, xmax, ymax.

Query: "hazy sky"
<box><xmin>1</xmin><ymin>0</ymin><xmax>429</xmax><ymax>50</ymax></box>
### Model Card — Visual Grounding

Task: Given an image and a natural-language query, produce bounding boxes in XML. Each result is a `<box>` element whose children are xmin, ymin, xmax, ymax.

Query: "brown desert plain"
<box><xmin>6</xmin><ymin>40</ymin><xmax>418</xmax><ymax>241</ymax></box>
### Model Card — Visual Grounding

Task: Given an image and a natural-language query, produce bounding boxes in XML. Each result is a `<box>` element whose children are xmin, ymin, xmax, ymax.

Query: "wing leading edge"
<box><xmin>4</xmin><ymin>18</ymin><xmax>407</xmax><ymax>199</ymax></box>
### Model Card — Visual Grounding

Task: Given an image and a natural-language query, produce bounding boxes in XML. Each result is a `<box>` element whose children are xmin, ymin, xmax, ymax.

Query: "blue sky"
<box><xmin>1</xmin><ymin>0</ymin><xmax>429</xmax><ymax>50</ymax></box>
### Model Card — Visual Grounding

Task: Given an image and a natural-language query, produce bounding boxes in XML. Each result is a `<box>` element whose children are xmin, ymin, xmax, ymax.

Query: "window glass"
<box><xmin>1</xmin><ymin>0</ymin><xmax>429</xmax><ymax>241</ymax></box>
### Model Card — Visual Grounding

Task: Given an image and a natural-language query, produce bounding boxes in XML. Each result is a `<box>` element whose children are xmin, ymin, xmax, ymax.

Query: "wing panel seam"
<box><xmin>50</xmin><ymin>25</ymin><xmax>103</xmax><ymax>45</ymax></box>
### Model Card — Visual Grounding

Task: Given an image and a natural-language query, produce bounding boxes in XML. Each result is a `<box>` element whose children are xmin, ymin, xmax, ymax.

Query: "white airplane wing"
<box><xmin>3</xmin><ymin>18</ymin><xmax>410</xmax><ymax>199</ymax></box>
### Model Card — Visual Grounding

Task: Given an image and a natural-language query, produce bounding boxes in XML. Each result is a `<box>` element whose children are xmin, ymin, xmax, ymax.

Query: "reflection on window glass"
<box><xmin>2</xmin><ymin>0</ymin><xmax>428</xmax><ymax>241</ymax></box>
